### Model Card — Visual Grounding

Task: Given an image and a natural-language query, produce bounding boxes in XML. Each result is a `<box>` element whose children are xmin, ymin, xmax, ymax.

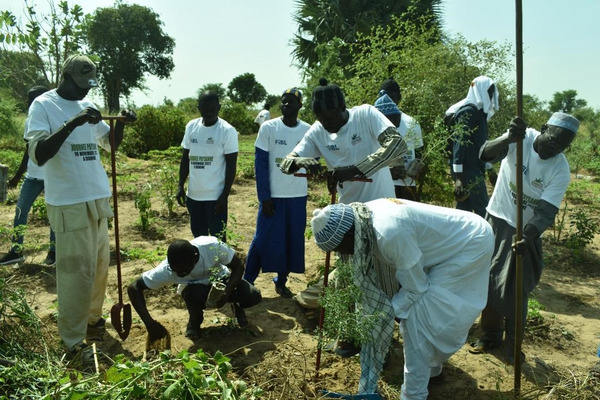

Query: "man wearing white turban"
<box><xmin>446</xmin><ymin>76</ymin><xmax>499</xmax><ymax>217</ymax></box>
<box><xmin>311</xmin><ymin>199</ymin><xmax>494</xmax><ymax>400</ymax></box>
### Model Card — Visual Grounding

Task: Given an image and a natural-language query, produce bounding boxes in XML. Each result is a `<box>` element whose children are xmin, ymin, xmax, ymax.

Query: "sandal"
<box><xmin>469</xmin><ymin>338</ymin><xmax>502</xmax><ymax>354</ymax></box>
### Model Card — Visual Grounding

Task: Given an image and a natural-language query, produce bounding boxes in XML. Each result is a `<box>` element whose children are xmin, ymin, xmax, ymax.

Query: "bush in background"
<box><xmin>220</xmin><ymin>100</ymin><xmax>256</xmax><ymax>135</ymax></box>
<box><xmin>121</xmin><ymin>104</ymin><xmax>187</xmax><ymax>157</ymax></box>
<box><xmin>0</xmin><ymin>94</ymin><xmax>23</xmax><ymax>151</ymax></box>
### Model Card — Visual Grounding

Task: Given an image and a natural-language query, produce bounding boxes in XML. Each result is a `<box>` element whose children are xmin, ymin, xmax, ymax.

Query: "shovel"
<box><xmin>104</xmin><ymin>116</ymin><xmax>131</xmax><ymax>340</ymax></box>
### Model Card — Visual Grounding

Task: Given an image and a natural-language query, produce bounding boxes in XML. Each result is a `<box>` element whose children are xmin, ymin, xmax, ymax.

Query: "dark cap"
<box><xmin>62</xmin><ymin>55</ymin><xmax>98</xmax><ymax>89</ymax></box>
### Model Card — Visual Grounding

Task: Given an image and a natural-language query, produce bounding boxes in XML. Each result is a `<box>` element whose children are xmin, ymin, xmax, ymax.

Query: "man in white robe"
<box><xmin>311</xmin><ymin>199</ymin><xmax>494</xmax><ymax>399</ymax></box>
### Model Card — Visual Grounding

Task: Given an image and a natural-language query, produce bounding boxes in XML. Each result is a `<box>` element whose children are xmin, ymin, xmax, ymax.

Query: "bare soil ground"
<box><xmin>1</xmin><ymin>155</ymin><xmax>599</xmax><ymax>399</ymax></box>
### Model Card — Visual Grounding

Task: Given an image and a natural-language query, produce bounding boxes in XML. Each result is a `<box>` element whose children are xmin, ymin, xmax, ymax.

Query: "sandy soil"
<box><xmin>1</xmin><ymin>155</ymin><xmax>599</xmax><ymax>399</ymax></box>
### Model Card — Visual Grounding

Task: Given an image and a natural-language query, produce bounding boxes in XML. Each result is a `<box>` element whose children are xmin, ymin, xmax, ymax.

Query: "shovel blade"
<box><xmin>111</xmin><ymin>303</ymin><xmax>132</xmax><ymax>340</ymax></box>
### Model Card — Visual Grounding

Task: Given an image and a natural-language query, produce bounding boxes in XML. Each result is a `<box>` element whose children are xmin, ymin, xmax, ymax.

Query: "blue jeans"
<box><xmin>12</xmin><ymin>177</ymin><xmax>55</xmax><ymax>252</ymax></box>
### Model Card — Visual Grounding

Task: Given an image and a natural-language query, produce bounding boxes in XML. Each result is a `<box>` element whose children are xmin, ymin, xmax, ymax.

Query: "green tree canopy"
<box><xmin>522</xmin><ymin>94</ymin><xmax>550</xmax><ymax>130</ymax></box>
<box><xmin>198</xmin><ymin>83</ymin><xmax>226</xmax><ymax>100</ymax></box>
<box><xmin>548</xmin><ymin>89</ymin><xmax>587</xmax><ymax>114</ymax></box>
<box><xmin>265</xmin><ymin>94</ymin><xmax>281</xmax><ymax>108</ymax></box>
<box><xmin>302</xmin><ymin>15</ymin><xmax>515</xmax><ymax>204</ymax></box>
<box><xmin>0</xmin><ymin>1</ymin><xmax>88</xmax><ymax>102</ymax></box>
<box><xmin>227</xmin><ymin>73</ymin><xmax>267</xmax><ymax>105</ymax></box>
<box><xmin>292</xmin><ymin>0</ymin><xmax>442</xmax><ymax>69</ymax></box>
<box><xmin>86</xmin><ymin>3</ymin><xmax>175</xmax><ymax>112</ymax></box>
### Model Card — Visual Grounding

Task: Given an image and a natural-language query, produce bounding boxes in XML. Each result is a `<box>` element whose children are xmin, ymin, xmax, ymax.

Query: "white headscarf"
<box><xmin>445</xmin><ymin>76</ymin><xmax>499</xmax><ymax>121</ymax></box>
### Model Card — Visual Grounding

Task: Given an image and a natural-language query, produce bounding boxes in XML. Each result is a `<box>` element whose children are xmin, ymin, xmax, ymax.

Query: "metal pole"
<box><xmin>514</xmin><ymin>0</ymin><xmax>525</xmax><ymax>396</ymax></box>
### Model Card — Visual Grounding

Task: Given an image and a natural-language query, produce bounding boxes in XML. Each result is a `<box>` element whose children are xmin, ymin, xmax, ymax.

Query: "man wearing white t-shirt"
<box><xmin>280</xmin><ymin>78</ymin><xmax>407</xmax><ymax>204</ymax></box>
<box><xmin>177</xmin><ymin>91</ymin><xmax>238</xmax><ymax>242</ymax></box>
<box><xmin>244</xmin><ymin>88</ymin><xmax>311</xmax><ymax>298</ymax></box>
<box><xmin>127</xmin><ymin>237</ymin><xmax>262</xmax><ymax>341</ymax></box>
<box><xmin>24</xmin><ymin>55</ymin><xmax>136</xmax><ymax>360</ymax></box>
<box><xmin>279</xmin><ymin>78</ymin><xmax>407</xmax><ymax>319</ymax></box>
<box><xmin>0</xmin><ymin>86</ymin><xmax>55</xmax><ymax>266</ymax></box>
<box><xmin>254</xmin><ymin>103</ymin><xmax>271</xmax><ymax>127</ymax></box>
<box><xmin>470</xmin><ymin>113</ymin><xmax>578</xmax><ymax>364</ymax></box>
<box><xmin>373</xmin><ymin>91</ymin><xmax>424</xmax><ymax>201</ymax></box>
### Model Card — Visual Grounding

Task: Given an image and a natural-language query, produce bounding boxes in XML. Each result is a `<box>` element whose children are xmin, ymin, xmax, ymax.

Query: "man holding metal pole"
<box><xmin>470</xmin><ymin>113</ymin><xmax>579</xmax><ymax>364</ymax></box>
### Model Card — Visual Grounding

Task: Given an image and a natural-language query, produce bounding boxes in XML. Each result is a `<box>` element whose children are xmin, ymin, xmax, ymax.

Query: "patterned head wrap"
<box><xmin>282</xmin><ymin>87</ymin><xmax>302</xmax><ymax>101</ymax></box>
<box><xmin>311</xmin><ymin>204</ymin><xmax>354</xmax><ymax>252</ymax></box>
<box><xmin>547</xmin><ymin>112</ymin><xmax>579</xmax><ymax>134</ymax></box>
<box><xmin>312</xmin><ymin>78</ymin><xmax>346</xmax><ymax>113</ymax></box>
<box><xmin>374</xmin><ymin>91</ymin><xmax>400</xmax><ymax>116</ymax></box>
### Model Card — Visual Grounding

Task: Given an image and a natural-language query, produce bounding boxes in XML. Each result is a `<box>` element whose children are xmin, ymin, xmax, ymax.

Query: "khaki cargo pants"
<box><xmin>48</xmin><ymin>198</ymin><xmax>112</xmax><ymax>350</ymax></box>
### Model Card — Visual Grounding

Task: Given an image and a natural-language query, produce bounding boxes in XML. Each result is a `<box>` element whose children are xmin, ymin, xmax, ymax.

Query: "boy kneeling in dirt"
<box><xmin>128</xmin><ymin>237</ymin><xmax>262</xmax><ymax>341</ymax></box>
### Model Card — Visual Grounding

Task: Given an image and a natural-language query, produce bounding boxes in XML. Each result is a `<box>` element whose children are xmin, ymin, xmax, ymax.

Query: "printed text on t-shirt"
<box><xmin>71</xmin><ymin>143</ymin><xmax>98</xmax><ymax>161</ymax></box>
<box><xmin>190</xmin><ymin>155</ymin><xmax>213</xmax><ymax>169</ymax></box>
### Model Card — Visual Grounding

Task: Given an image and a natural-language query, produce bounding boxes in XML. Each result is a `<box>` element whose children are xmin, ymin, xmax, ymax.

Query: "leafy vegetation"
<box><xmin>220</xmin><ymin>100</ymin><xmax>257</xmax><ymax>136</ymax></box>
<box><xmin>0</xmin><ymin>1</ymin><xmax>87</xmax><ymax>99</ymax></box>
<box><xmin>120</xmin><ymin>104</ymin><xmax>187</xmax><ymax>157</ymax></box>
<box><xmin>87</xmin><ymin>3</ymin><xmax>175</xmax><ymax>112</ymax></box>
<box><xmin>0</xmin><ymin>276</ymin><xmax>261</xmax><ymax>399</ymax></box>
<box><xmin>319</xmin><ymin>259</ymin><xmax>383</xmax><ymax>347</ymax></box>
<box><xmin>227</xmin><ymin>73</ymin><xmax>267</xmax><ymax>106</ymax></box>
<box><xmin>134</xmin><ymin>183</ymin><xmax>153</xmax><ymax>231</ymax></box>
<box><xmin>292</xmin><ymin>0</ymin><xmax>443</xmax><ymax>69</ymax></box>
<box><xmin>1</xmin><ymin>2</ymin><xmax>599</xmax><ymax>398</ymax></box>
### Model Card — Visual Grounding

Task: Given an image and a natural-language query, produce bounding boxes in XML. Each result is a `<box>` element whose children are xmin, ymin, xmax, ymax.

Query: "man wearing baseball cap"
<box><xmin>24</xmin><ymin>54</ymin><xmax>136</xmax><ymax>367</ymax></box>
<box><xmin>470</xmin><ymin>113</ymin><xmax>579</xmax><ymax>364</ymax></box>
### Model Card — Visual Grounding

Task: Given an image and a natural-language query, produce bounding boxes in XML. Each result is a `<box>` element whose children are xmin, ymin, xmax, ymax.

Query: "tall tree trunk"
<box><xmin>107</xmin><ymin>78</ymin><xmax>121</xmax><ymax>114</ymax></box>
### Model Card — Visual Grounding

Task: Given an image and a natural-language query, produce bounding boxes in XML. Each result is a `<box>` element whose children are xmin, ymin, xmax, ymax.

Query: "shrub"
<box><xmin>566</xmin><ymin>208</ymin><xmax>599</xmax><ymax>256</ymax></box>
<box><xmin>220</xmin><ymin>101</ymin><xmax>256</xmax><ymax>135</ymax></box>
<box><xmin>154</xmin><ymin>164</ymin><xmax>178</xmax><ymax>217</ymax></box>
<box><xmin>0</xmin><ymin>96</ymin><xmax>22</xmax><ymax>151</ymax></box>
<box><xmin>134</xmin><ymin>184</ymin><xmax>153</xmax><ymax>231</ymax></box>
<box><xmin>319</xmin><ymin>259</ymin><xmax>384</xmax><ymax>347</ymax></box>
<box><xmin>121</xmin><ymin>104</ymin><xmax>187</xmax><ymax>157</ymax></box>
<box><xmin>0</xmin><ymin>150</ymin><xmax>24</xmax><ymax>177</ymax></box>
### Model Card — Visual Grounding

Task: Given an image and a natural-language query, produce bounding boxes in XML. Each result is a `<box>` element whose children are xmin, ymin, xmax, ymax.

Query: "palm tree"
<box><xmin>292</xmin><ymin>0</ymin><xmax>443</xmax><ymax>68</ymax></box>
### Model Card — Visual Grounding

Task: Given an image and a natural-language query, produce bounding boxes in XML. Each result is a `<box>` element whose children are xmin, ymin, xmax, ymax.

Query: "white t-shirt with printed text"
<box><xmin>255</xmin><ymin>117</ymin><xmax>310</xmax><ymax>198</ymax></box>
<box><xmin>25</xmin><ymin>90</ymin><xmax>111</xmax><ymax>206</ymax></box>
<box><xmin>393</xmin><ymin>113</ymin><xmax>423</xmax><ymax>187</ymax></box>
<box><xmin>486</xmin><ymin>128</ymin><xmax>571</xmax><ymax>227</ymax></box>
<box><xmin>181</xmin><ymin>117</ymin><xmax>239</xmax><ymax>201</ymax></box>
<box><xmin>292</xmin><ymin>104</ymin><xmax>395</xmax><ymax>204</ymax></box>
<box><xmin>142</xmin><ymin>236</ymin><xmax>234</xmax><ymax>290</ymax></box>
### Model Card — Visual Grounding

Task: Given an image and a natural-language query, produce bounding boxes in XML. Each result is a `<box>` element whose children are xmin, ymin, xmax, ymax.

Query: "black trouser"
<box><xmin>181</xmin><ymin>279</ymin><xmax>262</xmax><ymax>328</ymax></box>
